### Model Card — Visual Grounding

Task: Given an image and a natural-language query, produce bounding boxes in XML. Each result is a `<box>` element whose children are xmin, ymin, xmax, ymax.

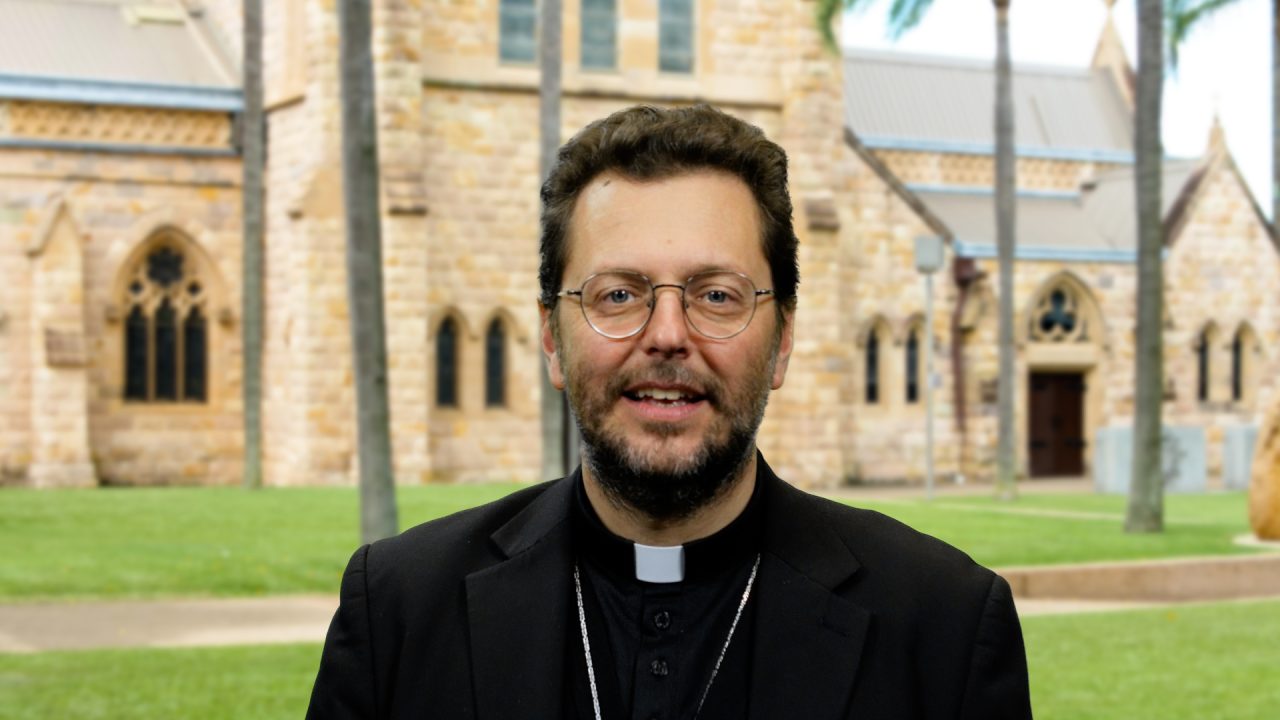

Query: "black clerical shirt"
<box><xmin>568</xmin><ymin>475</ymin><xmax>764</xmax><ymax>720</ymax></box>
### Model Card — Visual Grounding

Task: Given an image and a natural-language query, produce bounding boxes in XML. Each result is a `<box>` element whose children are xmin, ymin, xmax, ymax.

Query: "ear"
<box><xmin>770</xmin><ymin>309</ymin><xmax>795</xmax><ymax>390</ymax></box>
<box><xmin>540</xmin><ymin>302</ymin><xmax>566</xmax><ymax>390</ymax></box>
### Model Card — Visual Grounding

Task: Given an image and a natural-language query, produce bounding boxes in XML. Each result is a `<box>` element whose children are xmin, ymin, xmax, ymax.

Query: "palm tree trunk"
<box><xmin>540</xmin><ymin>0</ymin><xmax>575</xmax><ymax>479</ymax></box>
<box><xmin>338</xmin><ymin>0</ymin><xmax>399</xmax><ymax>543</ymax></box>
<box><xmin>993</xmin><ymin>0</ymin><xmax>1017</xmax><ymax>500</ymax></box>
<box><xmin>241</xmin><ymin>0</ymin><xmax>264</xmax><ymax>489</ymax></box>
<box><xmin>1126</xmin><ymin>0</ymin><xmax>1165</xmax><ymax>533</ymax></box>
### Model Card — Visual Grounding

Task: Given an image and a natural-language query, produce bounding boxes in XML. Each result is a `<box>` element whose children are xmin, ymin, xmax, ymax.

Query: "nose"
<box><xmin>642</xmin><ymin>286</ymin><xmax>690</xmax><ymax>357</ymax></box>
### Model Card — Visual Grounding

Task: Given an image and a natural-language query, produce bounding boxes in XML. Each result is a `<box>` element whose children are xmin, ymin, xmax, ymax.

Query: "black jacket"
<box><xmin>307</xmin><ymin>458</ymin><xmax>1033</xmax><ymax>719</ymax></box>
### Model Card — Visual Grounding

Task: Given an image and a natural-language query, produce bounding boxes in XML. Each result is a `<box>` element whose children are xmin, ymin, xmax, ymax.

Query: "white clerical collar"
<box><xmin>633</xmin><ymin>543</ymin><xmax>685</xmax><ymax>583</ymax></box>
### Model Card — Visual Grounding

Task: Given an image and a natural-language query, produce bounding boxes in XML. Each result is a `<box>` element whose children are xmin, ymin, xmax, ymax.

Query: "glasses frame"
<box><xmin>557</xmin><ymin>270</ymin><xmax>775</xmax><ymax>340</ymax></box>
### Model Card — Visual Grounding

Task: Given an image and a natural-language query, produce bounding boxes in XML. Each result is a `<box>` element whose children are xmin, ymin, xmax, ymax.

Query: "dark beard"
<box><xmin>567</xmin><ymin>358</ymin><xmax>773</xmax><ymax>523</ymax></box>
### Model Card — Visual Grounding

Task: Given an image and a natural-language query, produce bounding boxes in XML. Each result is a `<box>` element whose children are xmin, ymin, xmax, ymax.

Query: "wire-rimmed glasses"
<box><xmin>557</xmin><ymin>270</ymin><xmax>774</xmax><ymax>340</ymax></box>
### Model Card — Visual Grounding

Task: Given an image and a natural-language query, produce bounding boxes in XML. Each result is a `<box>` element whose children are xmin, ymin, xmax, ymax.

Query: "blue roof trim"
<box><xmin>0</xmin><ymin>74</ymin><xmax>242</xmax><ymax>112</ymax></box>
<box><xmin>0</xmin><ymin>138</ymin><xmax>238</xmax><ymax>158</ymax></box>
<box><xmin>859</xmin><ymin>135</ymin><xmax>1134</xmax><ymax>164</ymax></box>
<box><xmin>906</xmin><ymin>183</ymin><xmax>1081</xmax><ymax>201</ymax></box>
<box><xmin>954</xmin><ymin>240</ymin><xmax>1137</xmax><ymax>264</ymax></box>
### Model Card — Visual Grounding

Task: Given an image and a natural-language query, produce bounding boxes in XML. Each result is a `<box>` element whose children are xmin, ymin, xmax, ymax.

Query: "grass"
<box><xmin>2</xmin><ymin>599</ymin><xmax>1276</xmax><ymax>719</ymax></box>
<box><xmin>1024</xmin><ymin>599</ymin><xmax>1280</xmax><ymax>719</ymax></box>
<box><xmin>0</xmin><ymin>484</ymin><xmax>1263</xmax><ymax>601</ymax></box>
<box><xmin>0</xmin><ymin>643</ymin><xmax>320</xmax><ymax>720</ymax></box>
<box><xmin>0</xmin><ymin>484</ymin><xmax>523</xmax><ymax>601</ymax></box>
<box><xmin>844</xmin><ymin>491</ymin><xmax>1261</xmax><ymax>568</ymax></box>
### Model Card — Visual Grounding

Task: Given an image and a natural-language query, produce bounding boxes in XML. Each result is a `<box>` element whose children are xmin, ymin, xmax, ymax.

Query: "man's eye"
<box><xmin>605</xmin><ymin>289</ymin><xmax>635</xmax><ymax>304</ymax></box>
<box><xmin>704</xmin><ymin>290</ymin><xmax>729</xmax><ymax>304</ymax></box>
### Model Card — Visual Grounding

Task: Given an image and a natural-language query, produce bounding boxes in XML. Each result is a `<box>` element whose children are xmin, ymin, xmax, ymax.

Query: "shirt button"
<box><xmin>653</xmin><ymin>610</ymin><xmax>671</xmax><ymax>630</ymax></box>
<box><xmin>649</xmin><ymin>658</ymin><xmax>669</xmax><ymax>677</ymax></box>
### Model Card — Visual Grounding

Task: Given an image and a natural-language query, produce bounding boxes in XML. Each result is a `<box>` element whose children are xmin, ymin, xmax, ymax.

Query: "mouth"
<box><xmin>622</xmin><ymin>385</ymin><xmax>708</xmax><ymax>407</ymax></box>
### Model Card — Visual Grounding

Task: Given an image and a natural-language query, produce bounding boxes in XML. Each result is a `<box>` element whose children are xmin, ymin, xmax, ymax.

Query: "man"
<box><xmin>308</xmin><ymin>105</ymin><xmax>1033</xmax><ymax>719</ymax></box>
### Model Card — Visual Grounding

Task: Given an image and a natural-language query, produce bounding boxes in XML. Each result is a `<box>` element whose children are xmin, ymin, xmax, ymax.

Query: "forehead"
<box><xmin>564</xmin><ymin>169</ymin><xmax>766</xmax><ymax>279</ymax></box>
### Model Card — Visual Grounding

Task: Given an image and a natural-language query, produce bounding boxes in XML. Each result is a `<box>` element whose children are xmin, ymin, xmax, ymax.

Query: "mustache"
<box><xmin>607</xmin><ymin>362</ymin><xmax>723</xmax><ymax>406</ymax></box>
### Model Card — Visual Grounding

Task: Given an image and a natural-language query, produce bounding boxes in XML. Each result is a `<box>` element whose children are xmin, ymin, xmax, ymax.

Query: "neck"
<box><xmin>581</xmin><ymin>453</ymin><xmax>758</xmax><ymax>546</ymax></box>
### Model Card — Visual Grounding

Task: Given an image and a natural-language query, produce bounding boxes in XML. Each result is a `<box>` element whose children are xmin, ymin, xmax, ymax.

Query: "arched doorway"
<box><xmin>1022</xmin><ymin>273</ymin><xmax>1108</xmax><ymax>478</ymax></box>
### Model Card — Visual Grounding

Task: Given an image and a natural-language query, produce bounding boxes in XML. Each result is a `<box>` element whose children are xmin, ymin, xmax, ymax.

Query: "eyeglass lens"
<box><xmin>579</xmin><ymin>271</ymin><xmax>758</xmax><ymax>339</ymax></box>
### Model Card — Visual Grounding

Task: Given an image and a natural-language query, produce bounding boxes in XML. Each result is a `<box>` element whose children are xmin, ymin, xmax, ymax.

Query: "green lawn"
<box><xmin>0</xmin><ymin>643</ymin><xmax>319</xmax><ymax>720</ymax></box>
<box><xmin>2</xmin><ymin>599</ymin><xmax>1276</xmax><ymax>719</ymax></box>
<box><xmin>845</xmin><ymin>491</ymin><xmax>1260</xmax><ymax>568</ymax></box>
<box><xmin>1025</xmin><ymin>599</ymin><xmax>1280</xmax><ymax>719</ymax></box>
<box><xmin>0</xmin><ymin>484</ymin><xmax>523</xmax><ymax>601</ymax></box>
<box><xmin>0</xmin><ymin>484</ymin><xmax>1263</xmax><ymax>601</ymax></box>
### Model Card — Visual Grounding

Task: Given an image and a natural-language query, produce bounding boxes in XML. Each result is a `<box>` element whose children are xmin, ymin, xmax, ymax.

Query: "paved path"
<box><xmin>5</xmin><ymin>585</ymin><xmax>1279</xmax><ymax>653</ymax></box>
<box><xmin>0</xmin><ymin>595</ymin><xmax>337</xmax><ymax>653</ymax></box>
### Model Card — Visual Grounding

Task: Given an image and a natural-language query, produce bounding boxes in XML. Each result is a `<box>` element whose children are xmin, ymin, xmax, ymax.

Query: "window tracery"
<box><xmin>1029</xmin><ymin>285</ymin><xmax>1089</xmax><ymax>344</ymax></box>
<box><xmin>122</xmin><ymin>239</ymin><xmax>208</xmax><ymax>403</ymax></box>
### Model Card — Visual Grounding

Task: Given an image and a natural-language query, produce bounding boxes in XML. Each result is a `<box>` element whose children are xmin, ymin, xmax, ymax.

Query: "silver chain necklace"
<box><xmin>573</xmin><ymin>553</ymin><xmax>762</xmax><ymax>720</ymax></box>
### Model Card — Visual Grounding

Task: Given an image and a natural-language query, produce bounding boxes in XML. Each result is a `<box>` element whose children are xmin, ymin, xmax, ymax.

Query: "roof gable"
<box><xmin>844</xmin><ymin>49</ymin><xmax>1133</xmax><ymax>157</ymax></box>
<box><xmin>0</xmin><ymin>0</ymin><xmax>236</xmax><ymax>93</ymax></box>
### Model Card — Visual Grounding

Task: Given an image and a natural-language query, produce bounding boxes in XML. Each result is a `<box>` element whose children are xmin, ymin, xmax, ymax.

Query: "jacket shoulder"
<box><xmin>363</xmin><ymin>480</ymin><xmax>561</xmax><ymax>584</ymax></box>
<box><xmin>782</xmin><ymin>484</ymin><xmax>996</xmax><ymax>596</ymax></box>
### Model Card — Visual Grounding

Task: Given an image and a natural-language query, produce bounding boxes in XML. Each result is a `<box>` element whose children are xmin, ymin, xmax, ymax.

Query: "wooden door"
<box><xmin>1028</xmin><ymin>372</ymin><xmax>1086</xmax><ymax>477</ymax></box>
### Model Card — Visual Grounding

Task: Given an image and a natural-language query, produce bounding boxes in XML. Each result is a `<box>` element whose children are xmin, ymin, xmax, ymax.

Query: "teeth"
<box><xmin>636</xmin><ymin>388</ymin><xmax>689</xmax><ymax>401</ymax></box>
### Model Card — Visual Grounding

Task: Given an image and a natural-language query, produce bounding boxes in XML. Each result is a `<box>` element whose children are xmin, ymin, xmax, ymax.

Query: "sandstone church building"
<box><xmin>1</xmin><ymin>0</ymin><xmax>1275</xmax><ymax>490</ymax></box>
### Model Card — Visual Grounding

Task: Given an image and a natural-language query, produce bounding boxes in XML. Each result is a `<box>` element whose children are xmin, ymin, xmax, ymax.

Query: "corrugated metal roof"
<box><xmin>844</xmin><ymin>49</ymin><xmax>1132</xmax><ymax>155</ymax></box>
<box><xmin>916</xmin><ymin>158</ymin><xmax>1202</xmax><ymax>254</ymax></box>
<box><xmin>0</xmin><ymin>0</ymin><xmax>236</xmax><ymax>90</ymax></box>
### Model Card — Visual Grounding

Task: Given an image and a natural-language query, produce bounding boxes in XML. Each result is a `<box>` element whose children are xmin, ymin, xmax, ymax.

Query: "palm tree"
<box><xmin>540</xmin><ymin>0</ymin><xmax>578</xmax><ymax>479</ymax></box>
<box><xmin>338</xmin><ymin>0</ymin><xmax>399</xmax><ymax>543</ymax></box>
<box><xmin>817</xmin><ymin>0</ymin><xmax>1019</xmax><ymax>499</ymax></box>
<box><xmin>241</xmin><ymin>0</ymin><xmax>264</xmax><ymax>489</ymax></box>
<box><xmin>1127</xmin><ymin>0</ymin><xmax>1166</xmax><ymax>533</ymax></box>
<box><xmin>1168</xmin><ymin>0</ymin><xmax>1277</xmax><ymax>225</ymax></box>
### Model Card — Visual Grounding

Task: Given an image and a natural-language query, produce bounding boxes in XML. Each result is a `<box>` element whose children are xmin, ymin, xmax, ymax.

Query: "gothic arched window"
<box><xmin>122</xmin><ymin>242</ymin><xmax>208</xmax><ymax>403</ymax></box>
<box><xmin>1231</xmin><ymin>325</ymin><xmax>1259</xmax><ymax>405</ymax></box>
<box><xmin>1196</xmin><ymin>326</ymin><xmax>1215</xmax><ymax>403</ymax></box>
<box><xmin>436</xmin><ymin>316</ymin><xmax>459</xmax><ymax>408</ymax></box>
<box><xmin>905</xmin><ymin>328</ymin><xmax>921</xmax><ymax>405</ymax></box>
<box><xmin>485</xmin><ymin>318</ymin><xmax>506</xmax><ymax>408</ymax></box>
<box><xmin>865</xmin><ymin>328</ymin><xmax>881</xmax><ymax>405</ymax></box>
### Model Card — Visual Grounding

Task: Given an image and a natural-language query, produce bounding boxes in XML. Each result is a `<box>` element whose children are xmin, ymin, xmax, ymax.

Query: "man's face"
<box><xmin>540</xmin><ymin>170</ymin><xmax>794</xmax><ymax>520</ymax></box>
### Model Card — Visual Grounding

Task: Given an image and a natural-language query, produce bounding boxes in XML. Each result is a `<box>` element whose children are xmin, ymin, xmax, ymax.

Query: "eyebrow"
<box><xmin>598</xmin><ymin>264</ymin><xmax>745</xmax><ymax>278</ymax></box>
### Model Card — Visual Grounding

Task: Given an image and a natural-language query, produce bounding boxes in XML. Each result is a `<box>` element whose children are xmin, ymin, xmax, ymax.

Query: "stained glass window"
<box><xmin>184</xmin><ymin>306</ymin><xmax>207</xmax><ymax>402</ymax></box>
<box><xmin>1231</xmin><ymin>331</ymin><xmax>1243</xmax><ymax>402</ymax></box>
<box><xmin>153</xmin><ymin>299</ymin><xmax>178</xmax><ymax>401</ymax></box>
<box><xmin>437</xmin><ymin>317</ymin><xmax>459</xmax><ymax>408</ymax></box>
<box><xmin>485</xmin><ymin>319</ymin><xmax>506</xmax><ymax>408</ymax></box>
<box><xmin>125</xmin><ymin>306</ymin><xmax>148</xmax><ymax>401</ymax></box>
<box><xmin>120</xmin><ymin>243</ymin><xmax>210</xmax><ymax>404</ymax></box>
<box><xmin>1197</xmin><ymin>330</ymin><xmax>1210</xmax><ymax>402</ymax></box>
<box><xmin>905</xmin><ymin>329</ymin><xmax>920</xmax><ymax>404</ymax></box>
<box><xmin>865</xmin><ymin>329</ymin><xmax>880</xmax><ymax>405</ymax></box>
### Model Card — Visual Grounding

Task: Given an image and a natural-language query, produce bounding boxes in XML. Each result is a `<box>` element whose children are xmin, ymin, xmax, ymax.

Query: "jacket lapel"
<box><xmin>748</xmin><ymin>464</ymin><xmax>871</xmax><ymax>720</ymax></box>
<box><xmin>465</xmin><ymin>476</ymin><xmax>576</xmax><ymax>720</ymax></box>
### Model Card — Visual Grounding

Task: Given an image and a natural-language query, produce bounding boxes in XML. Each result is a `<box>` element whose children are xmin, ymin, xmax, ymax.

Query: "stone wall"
<box><xmin>951</xmin><ymin>157</ymin><xmax>1279</xmax><ymax>487</ymax></box>
<box><xmin>823</xmin><ymin>145</ymin><xmax>965</xmax><ymax>485</ymax></box>
<box><xmin>0</xmin><ymin>147</ymin><xmax>243</xmax><ymax>486</ymax></box>
<box><xmin>1165</xmin><ymin>162</ymin><xmax>1280</xmax><ymax>488</ymax></box>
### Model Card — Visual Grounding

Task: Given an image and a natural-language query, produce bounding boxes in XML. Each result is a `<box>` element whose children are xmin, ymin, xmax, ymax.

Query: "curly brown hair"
<box><xmin>538</xmin><ymin>104</ymin><xmax>798</xmax><ymax>314</ymax></box>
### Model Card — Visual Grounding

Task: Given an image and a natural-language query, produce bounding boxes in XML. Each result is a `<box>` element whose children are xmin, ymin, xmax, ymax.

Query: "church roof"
<box><xmin>844</xmin><ymin>49</ymin><xmax>1133</xmax><ymax>161</ymax></box>
<box><xmin>0</xmin><ymin>0</ymin><xmax>238</xmax><ymax>110</ymax></box>
<box><xmin>915</xmin><ymin>159</ymin><xmax>1203</xmax><ymax>261</ymax></box>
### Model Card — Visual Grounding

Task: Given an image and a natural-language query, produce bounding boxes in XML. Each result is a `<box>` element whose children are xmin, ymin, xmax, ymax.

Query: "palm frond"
<box><xmin>887</xmin><ymin>0</ymin><xmax>937</xmax><ymax>40</ymax></box>
<box><xmin>1166</xmin><ymin>0</ymin><xmax>1239</xmax><ymax>69</ymax></box>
